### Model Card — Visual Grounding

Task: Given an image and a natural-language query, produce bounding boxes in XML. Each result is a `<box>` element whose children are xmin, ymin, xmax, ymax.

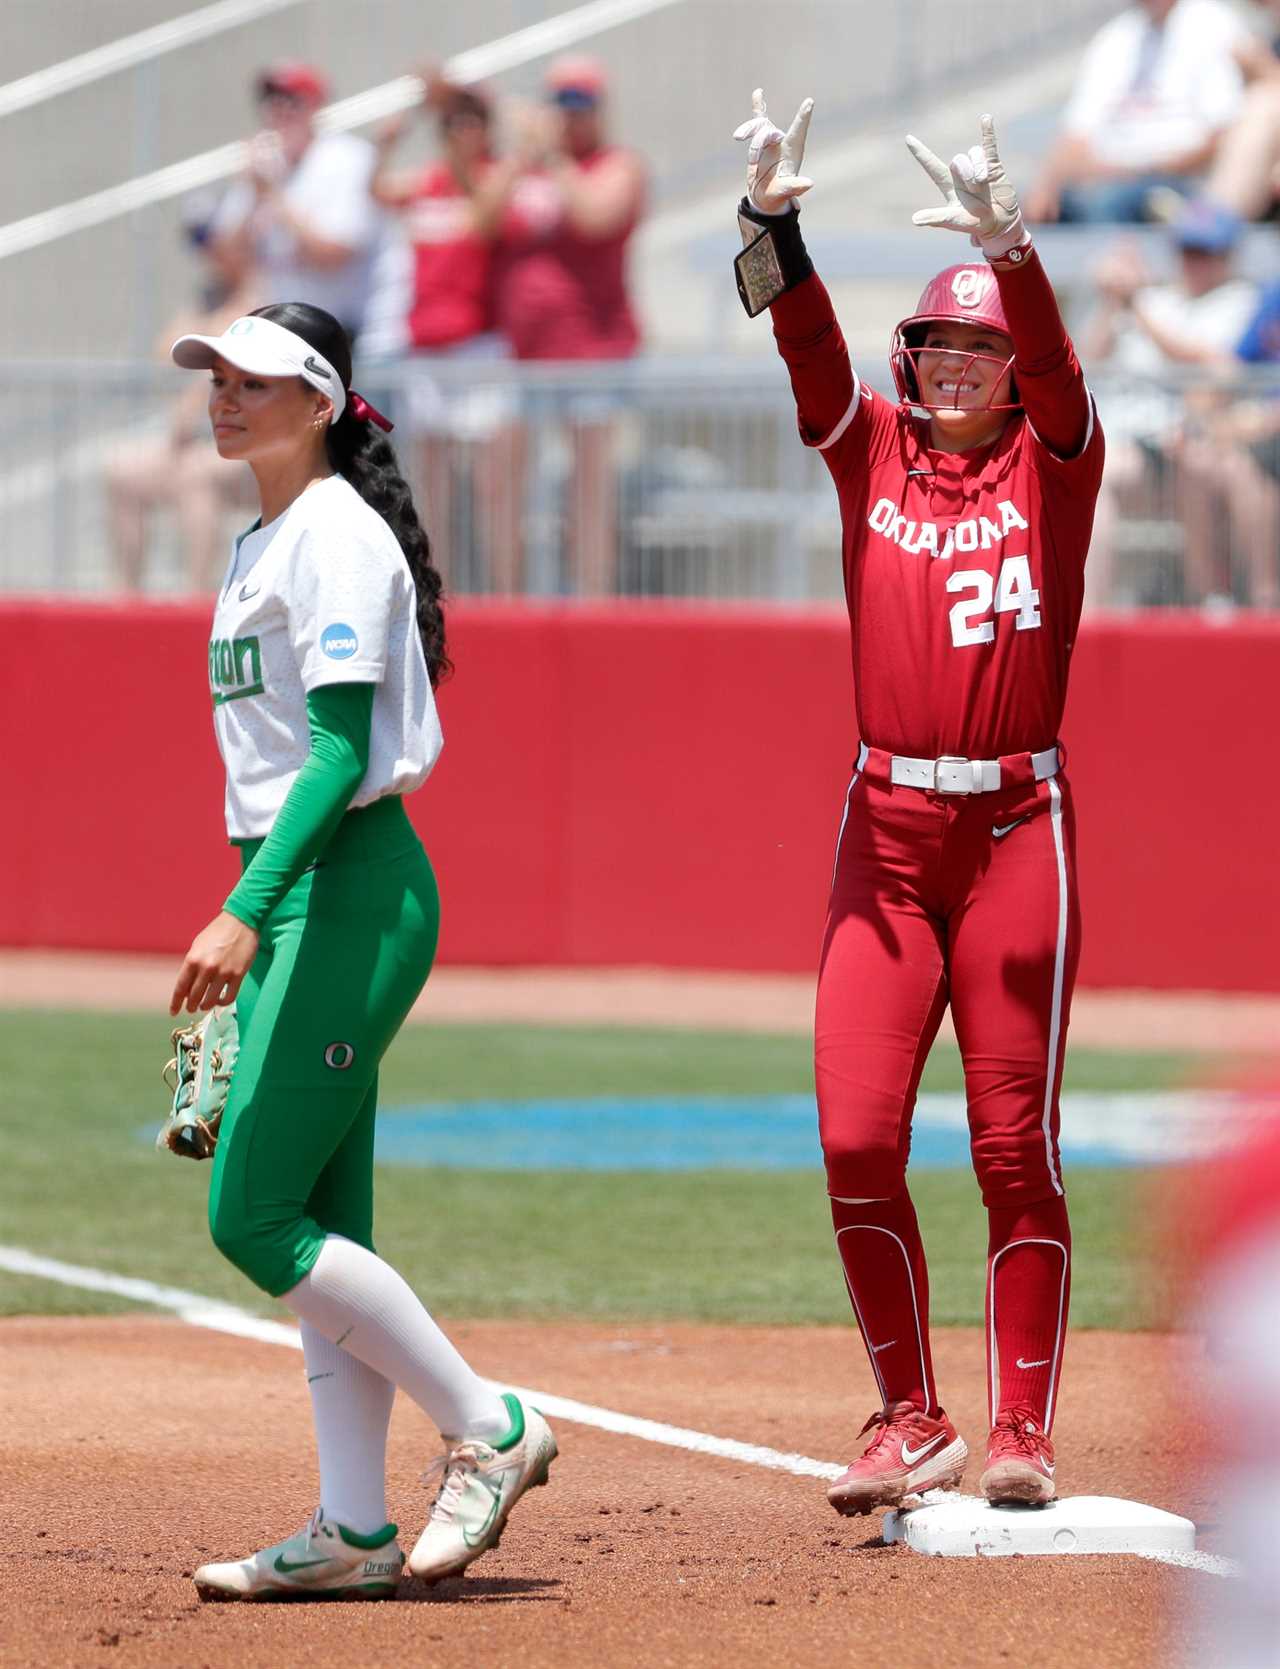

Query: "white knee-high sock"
<box><xmin>282</xmin><ymin>1235</ymin><xmax>508</xmax><ymax>1441</ymax></box>
<box><xmin>300</xmin><ymin>1320</ymin><xmax>394</xmax><ymax>1536</ymax></box>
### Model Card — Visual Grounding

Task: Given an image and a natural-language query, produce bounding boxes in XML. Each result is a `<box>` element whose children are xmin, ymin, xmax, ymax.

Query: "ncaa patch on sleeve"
<box><xmin>321</xmin><ymin>623</ymin><xmax>358</xmax><ymax>660</ymax></box>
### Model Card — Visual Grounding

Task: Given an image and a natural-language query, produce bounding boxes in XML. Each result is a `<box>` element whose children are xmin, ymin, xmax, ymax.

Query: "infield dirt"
<box><xmin>1</xmin><ymin>1315</ymin><xmax>1207</xmax><ymax>1669</ymax></box>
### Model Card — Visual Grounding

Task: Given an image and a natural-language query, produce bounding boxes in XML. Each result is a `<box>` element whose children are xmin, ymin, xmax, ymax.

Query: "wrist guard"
<box><xmin>734</xmin><ymin>198</ymin><xmax>814</xmax><ymax>317</ymax></box>
<box><xmin>985</xmin><ymin>230</ymin><xmax>1034</xmax><ymax>268</ymax></box>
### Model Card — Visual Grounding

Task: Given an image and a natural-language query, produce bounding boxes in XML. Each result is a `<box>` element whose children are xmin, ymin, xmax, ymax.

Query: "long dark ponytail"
<box><xmin>250</xmin><ymin>302</ymin><xmax>451</xmax><ymax>686</ymax></box>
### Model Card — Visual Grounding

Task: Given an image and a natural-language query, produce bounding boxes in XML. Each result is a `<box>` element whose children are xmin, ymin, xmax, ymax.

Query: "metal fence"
<box><xmin>4</xmin><ymin>357</ymin><xmax>1279</xmax><ymax>610</ymax></box>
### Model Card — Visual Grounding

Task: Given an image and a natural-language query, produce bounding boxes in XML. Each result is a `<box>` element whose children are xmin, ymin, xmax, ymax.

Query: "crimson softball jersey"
<box><xmin>770</xmin><ymin>245</ymin><xmax>1105</xmax><ymax>1447</ymax></box>
<box><xmin>772</xmin><ymin>251</ymin><xmax>1103</xmax><ymax>760</ymax></box>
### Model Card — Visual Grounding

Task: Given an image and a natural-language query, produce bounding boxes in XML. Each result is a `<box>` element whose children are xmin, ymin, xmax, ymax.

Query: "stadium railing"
<box><xmin>3</xmin><ymin>357</ymin><xmax>1277</xmax><ymax>610</ymax></box>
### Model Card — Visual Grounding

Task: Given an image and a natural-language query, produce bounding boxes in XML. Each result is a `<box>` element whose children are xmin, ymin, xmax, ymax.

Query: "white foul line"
<box><xmin>0</xmin><ymin>1245</ymin><xmax>839</xmax><ymax>1479</ymax></box>
<box><xmin>0</xmin><ymin>1244</ymin><xmax>1237</xmax><ymax>1575</ymax></box>
<box><xmin>1133</xmin><ymin>1549</ymin><xmax>1242</xmax><ymax>1579</ymax></box>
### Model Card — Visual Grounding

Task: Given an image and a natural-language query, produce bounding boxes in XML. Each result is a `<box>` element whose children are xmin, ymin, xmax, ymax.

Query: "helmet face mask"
<box><xmin>890</xmin><ymin>264</ymin><xmax>1020</xmax><ymax>414</ymax></box>
<box><xmin>892</xmin><ymin>331</ymin><xmax>1019</xmax><ymax>413</ymax></box>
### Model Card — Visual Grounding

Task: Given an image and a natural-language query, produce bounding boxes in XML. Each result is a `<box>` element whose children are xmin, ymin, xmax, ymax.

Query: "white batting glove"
<box><xmin>906</xmin><ymin>114</ymin><xmax>1027</xmax><ymax>259</ymax></box>
<box><xmin>733</xmin><ymin>88</ymin><xmax>814</xmax><ymax>216</ymax></box>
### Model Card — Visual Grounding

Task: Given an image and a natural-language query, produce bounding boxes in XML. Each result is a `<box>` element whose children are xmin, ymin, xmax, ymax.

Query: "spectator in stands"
<box><xmin>1081</xmin><ymin>199</ymin><xmax>1259</xmax><ymax>604</ymax></box>
<box><xmin>477</xmin><ymin>55</ymin><xmax>648</xmax><ymax>594</ymax></box>
<box><xmin>1173</xmin><ymin>278</ymin><xmax>1280</xmax><ymax>607</ymax></box>
<box><xmin>104</xmin><ymin>222</ymin><xmax>257</xmax><ymax>593</ymax></box>
<box><xmin>370</xmin><ymin>73</ymin><xmax>520</xmax><ymax>591</ymax></box>
<box><xmin>1026</xmin><ymin>0</ymin><xmax>1253</xmax><ymax>225</ymax></box>
<box><xmin>177</xmin><ymin>188</ymin><xmax>243</xmax><ymax>311</ymax></box>
<box><xmin>1206</xmin><ymin>0</ymin><xmax>1280</xmax><ymax>220</ymax></box>
<box><xmin>210</xmin><ymin>62</ymin><xmax>384</xmax><ymax>340</ymax></box>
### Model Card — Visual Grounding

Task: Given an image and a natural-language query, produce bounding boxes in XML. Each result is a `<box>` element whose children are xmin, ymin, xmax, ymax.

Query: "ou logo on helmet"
<box><xmin>324</xmin><ymin>1041</ymin><xmax>356</xmax><ymax>1071</ymax></box>
<box><xmin>951</xmin><ymin>269</ymin><xmax>986</xmax><ymax>310</ymax></box>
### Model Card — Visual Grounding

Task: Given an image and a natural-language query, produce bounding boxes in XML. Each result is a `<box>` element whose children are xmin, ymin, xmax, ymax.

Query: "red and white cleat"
<box><xmin>826</xmin><ymin>1400</ymin><xmax>968</xmax><ymax>1516</ymax></box>
<box><xmin>980</xmin><ymin>1405</ymin><xmax>1057</xmax><ymax>1505</ymax></box>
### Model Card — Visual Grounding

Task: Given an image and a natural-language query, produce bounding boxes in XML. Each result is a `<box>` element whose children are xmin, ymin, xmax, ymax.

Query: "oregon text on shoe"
<box><xmin>826</xmin><ymin>1401</ymin><xmax>968</xmax><ymax>1516</ymax></box>
<box><xmin>408</xmin><ymin>1393</ymin><xmax>557</xmax><ymax>1582</ymax></box>
<box><xmin>980</xmin><ymin>1405</ymin><xmax>1057</xmax><ymax>1506</ymax></box>
<box><xmin>193</xmin><ymin>1508</ymin><xmax>403</xmax><ymax>1601</ymax></box>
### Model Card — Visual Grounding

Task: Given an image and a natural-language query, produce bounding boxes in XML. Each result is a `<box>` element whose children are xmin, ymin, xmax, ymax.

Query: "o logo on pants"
<box><xmin>324</xmin><ymin>1041</ymin><xmax>356</xmax><ymax>1071</ymax></box>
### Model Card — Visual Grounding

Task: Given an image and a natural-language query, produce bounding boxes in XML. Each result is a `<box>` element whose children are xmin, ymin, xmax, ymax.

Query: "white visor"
<box><xmin>171</xmin><ymin>314</ymin><xmax>346</xmax><ymax>422</ymax></box>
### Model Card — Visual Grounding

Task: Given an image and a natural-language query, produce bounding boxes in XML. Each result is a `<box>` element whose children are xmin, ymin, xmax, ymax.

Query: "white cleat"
<box><xmin>193</xmin><ymin>1507</ymin><xmax>403</xmax><ymax>1602</ymax></box>
<box><xmin>408</xmin><ymin>1393</ymin><xmax>557</xmax><ymax>1583</ymax></box>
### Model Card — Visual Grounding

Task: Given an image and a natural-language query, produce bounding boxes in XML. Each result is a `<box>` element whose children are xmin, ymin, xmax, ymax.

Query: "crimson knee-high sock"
<box><xmin>986</xmin><ymin>1196</ymin><xmax>1071</xmax><ymax>1432</ymax></box>
<box><xmin>830</xmin><ymin>1191</ymin><xmax>938</xmax><ymax>1415</ymax></box>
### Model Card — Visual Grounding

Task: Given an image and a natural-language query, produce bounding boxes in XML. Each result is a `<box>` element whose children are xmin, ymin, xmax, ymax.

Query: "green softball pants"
<box><xmin>207</xmin><ymin>796</ymin><xmax>439</xmax><ymax>1297</ymax></box>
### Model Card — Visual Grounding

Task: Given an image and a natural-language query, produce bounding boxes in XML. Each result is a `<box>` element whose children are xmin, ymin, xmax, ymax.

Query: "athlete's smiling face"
<box><xmin>916</xmin><ymin>321</ymin><xmax>1015</xmax><ymax>451</ymax></box>
<box><xmin>917</xmin><ymin>322</ymin><xmax>1014</xmax><ymax>414</ymax></box>
<box><xmin>207</xmin><ymin>356</ymin><xmax>331</xmax><ymax>463</ymax></box>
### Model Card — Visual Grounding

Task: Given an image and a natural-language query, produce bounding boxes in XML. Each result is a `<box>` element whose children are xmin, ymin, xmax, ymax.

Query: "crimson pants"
<box><xmin>815</xmin><ymin>767</ymin><xmax>1078</xmax><ymax>1432</ymax></box>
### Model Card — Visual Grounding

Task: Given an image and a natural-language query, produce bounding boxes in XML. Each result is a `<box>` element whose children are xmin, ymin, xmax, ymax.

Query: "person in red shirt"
<box><xmin>488</xmin><ymin>55</ymin><xmax>645</xmax><ymax>363</ymax></box>
<box><xmin>372</xmin><ymin>76</ymin><xmax>520</xmax><ymax>591</ymax></box>
<box><xmin>733</xmin><ymin>92</ymin><xmax>1104</xmax><ymax>1515</ymax></box>
<box><xmin>476</xmin><ymin>56</ymin><xmax>647</xmax><ymax>594</ymax></box>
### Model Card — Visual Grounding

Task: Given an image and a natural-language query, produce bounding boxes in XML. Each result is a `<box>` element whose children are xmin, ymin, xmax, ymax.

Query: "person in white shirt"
<box><xmin>1206</xmin><ymin>0</ymin><xmax>1280</xmax><ymax>220</ymax></box>
<box><xmin>211</xmin><ymin>62</ymin><xmax>384</xmax><ymax>337</ymax></box>
<box><xmin>1082</xmin><ymin>200</ymin><xmax>1258</xmax><ymax>603</ymax></box>
<box><xmin>1027</xmin><ymin>0</ymin><xmax>1251</xmax><ymax>223</ymax></box>
<box><xmin>165</xmin><ymin>301</ymin><xmax>557</xmax><ymax>1601</ymax></box>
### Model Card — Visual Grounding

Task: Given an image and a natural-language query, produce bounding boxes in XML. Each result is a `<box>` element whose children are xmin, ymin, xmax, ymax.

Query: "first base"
<box><xmin>882</xmin><ymin>1494</ymin><xmax>1196</xmax><ymax>1558</ymax></box>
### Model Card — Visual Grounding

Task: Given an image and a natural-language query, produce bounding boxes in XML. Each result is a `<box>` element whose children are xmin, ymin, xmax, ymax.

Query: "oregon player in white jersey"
<box><xmin>168</xmin><ymin>303</ymin><xmax>555</xmax><ymax>1601</ymax></box>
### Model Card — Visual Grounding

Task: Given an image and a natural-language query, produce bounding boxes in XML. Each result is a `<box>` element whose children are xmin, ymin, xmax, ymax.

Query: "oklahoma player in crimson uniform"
<box><xmin>733</xmin><ymin>94</ymin><xmax>1104</xmax><ymax>1513</ymax></box>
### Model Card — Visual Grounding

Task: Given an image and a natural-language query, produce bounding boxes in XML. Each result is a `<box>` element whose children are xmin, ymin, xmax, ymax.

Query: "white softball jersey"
<box><xmin>208</xmin><ymin>473</ymin><xmax>443</xmax><ymax>839</ymax></box>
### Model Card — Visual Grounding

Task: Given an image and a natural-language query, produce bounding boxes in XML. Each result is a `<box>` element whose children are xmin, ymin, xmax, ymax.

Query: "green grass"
<box><xmin>0</xmin><ymin>1012</ymin><xmax>1200</xmax><ymax>1328</ymax></box>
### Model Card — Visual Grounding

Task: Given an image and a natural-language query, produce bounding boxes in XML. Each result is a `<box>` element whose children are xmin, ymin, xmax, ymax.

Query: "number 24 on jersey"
<box><xmin>946</xmin><ymin>554</ymin><xmax>1041</xmax><ymax>648</ymax></box>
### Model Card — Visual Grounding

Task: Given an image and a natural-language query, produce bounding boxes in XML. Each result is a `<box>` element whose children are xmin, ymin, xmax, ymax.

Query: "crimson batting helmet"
<box><xmin>890</xmin><ymin>263</ymin><xmax>1018</xmax><ymax>412</ymax></box>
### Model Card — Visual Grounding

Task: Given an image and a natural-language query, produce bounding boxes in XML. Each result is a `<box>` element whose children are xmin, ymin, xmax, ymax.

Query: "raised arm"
<box><xmin>731</xmin><ymin>91</ymin><xmax>858</xmax><ymax>446</ymax></box>
<box><xmin>369</xmin><ymin>113</ymin><xmax>422</xmax><ymax>210</ymax></box>
<box><xmin>907</xmin><ymin>114</ymin><xmax>1091</xmax><ymax>459</ymax></box>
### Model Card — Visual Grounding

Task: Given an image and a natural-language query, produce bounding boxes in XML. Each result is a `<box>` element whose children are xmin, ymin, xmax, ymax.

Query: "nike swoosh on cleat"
<box><xmin>992</xmin><ymin>817</ymin><xmax>1030</xmax><ymax>840</ymax></box>
<box><xmin>460</xmin><ymin>1474</ymin><xmax>507</xmax><ymax>1548</ymax></box>
<box><xmin>1015</xmin><ymin>1357</ymin><xmax>1052</xmax><ymax>1370</ymax></box>
<box><xmin>899</xmin><ymin>1434</ymin><xmax>946</xmax><ymax>1466</ymax></box>
<box><xmin>273</xmin><ymin>1554</ymin><xmax>333</xmax><ymax>1574</ymax></box>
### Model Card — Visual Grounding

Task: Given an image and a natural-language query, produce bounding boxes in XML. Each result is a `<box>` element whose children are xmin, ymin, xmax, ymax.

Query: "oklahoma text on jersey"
<box><xmin>867</xmin><ymin>496</ymin><xmax>1029</xmax><ymax>559</ymax></box>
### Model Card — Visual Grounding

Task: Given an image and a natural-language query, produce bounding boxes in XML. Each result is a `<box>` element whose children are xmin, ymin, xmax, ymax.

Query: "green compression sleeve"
<box><xmin>223</xmin><ymin>682</ymin><xmax>375</xmax><ymax>931</ymax></box>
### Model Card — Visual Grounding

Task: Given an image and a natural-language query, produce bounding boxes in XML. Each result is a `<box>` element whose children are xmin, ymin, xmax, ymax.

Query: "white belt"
<box><xmin>857</xmin><ymin>743</ymin><xmax>1060</xmax><ymax>796</ymax></box>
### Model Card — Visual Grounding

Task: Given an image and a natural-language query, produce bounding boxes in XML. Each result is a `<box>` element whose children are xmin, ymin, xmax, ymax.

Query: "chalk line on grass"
<box><xmin>0</xmin><ymin>1244</ymin><xmax>1236</xmax><ymax>1575</ymax></box>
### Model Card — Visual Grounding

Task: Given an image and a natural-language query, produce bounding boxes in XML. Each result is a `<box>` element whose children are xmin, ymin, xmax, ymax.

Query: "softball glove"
<box><xmin>157</xmin><ymin>1004</ymin><xmax>239</xmax><ymax>1160</ymax></box>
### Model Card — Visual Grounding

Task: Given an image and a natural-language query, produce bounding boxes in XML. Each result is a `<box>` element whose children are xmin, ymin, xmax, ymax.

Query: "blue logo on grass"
<box><xmin>322</xmin><ymin>623</ymin><xmax>358</xmax><ymax>660</ymax></box>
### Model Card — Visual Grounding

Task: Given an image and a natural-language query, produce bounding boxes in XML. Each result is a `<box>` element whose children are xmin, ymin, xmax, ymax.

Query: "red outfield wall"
<box><xmin>3</xmin><ymin>599</ymin><xmax>1278</xmax><ymax>991</ymax></box>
